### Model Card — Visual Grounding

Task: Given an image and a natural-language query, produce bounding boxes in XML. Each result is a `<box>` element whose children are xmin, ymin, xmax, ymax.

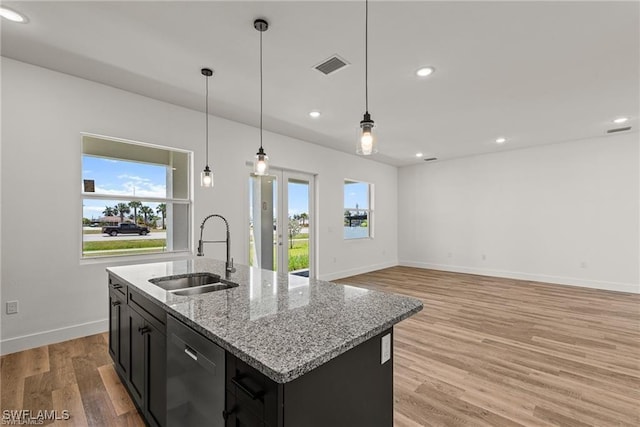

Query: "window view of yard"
<box><xmin>82</xmin><ymin>200</ymin><xmax>167</xmax><ymax>257</ymax></box>
<box><xmin>344</xmin><ymin>180</ymin><xmax>372</xmax><ymax>239</ymax></box>
<box><xmin>82</xmin><ymin>136</ymin><xmax>191</xmax><ymax>258</ymax></box>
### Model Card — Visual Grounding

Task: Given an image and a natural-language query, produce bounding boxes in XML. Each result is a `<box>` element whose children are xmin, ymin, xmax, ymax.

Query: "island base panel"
<box><xmin>282</xmin><ymin>328</ymin><xmax>393</xmax><ymax>427</ymax></box>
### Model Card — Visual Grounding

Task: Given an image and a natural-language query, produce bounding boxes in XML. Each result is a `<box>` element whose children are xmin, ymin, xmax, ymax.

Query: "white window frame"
<box><xmin>80</xmin><ymin>133</ymin><xmax>193</xmax><ymax>260</ymax></box>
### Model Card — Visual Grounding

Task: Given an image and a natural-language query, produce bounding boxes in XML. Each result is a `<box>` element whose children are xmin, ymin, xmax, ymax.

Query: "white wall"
<box><xmin>0</xmin><ymin>58</ymin><xmax>398</xmax><ymax>354</ymax></box>
<box><xmin>399</xmin><ymin>133</ymin><xmax>639</xmax><ymax>293</ymax></box>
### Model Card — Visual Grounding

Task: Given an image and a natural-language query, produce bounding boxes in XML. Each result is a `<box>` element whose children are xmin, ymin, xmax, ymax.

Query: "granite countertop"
<box><xmin>106</xmin><ymin>259</ymin><xmax>423</xmax><ymax>383</ymax></box>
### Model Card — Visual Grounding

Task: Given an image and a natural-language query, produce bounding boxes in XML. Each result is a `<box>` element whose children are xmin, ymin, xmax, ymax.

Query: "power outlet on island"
<box><xmin>6</xmin><ymin>301</ymin><xmax>18</xmax><ymax>315</ymax></box>
<box><xmin>381</xmin><ymin>333</ymin><xmax>391</xmax><ymax>364</ymax></box>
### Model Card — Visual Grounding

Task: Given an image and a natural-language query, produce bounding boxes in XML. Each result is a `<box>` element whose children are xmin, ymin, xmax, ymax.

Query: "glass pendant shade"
<box><xmin>201</xmin><ymin>166</ymin><xmax>213</xmax><ymax>187</ymax></box>
<box><xmin>200</xmin><ymin>67</ymin><xmax>214</xmax><ymax>188</ymax></box>
<box><xmin>254</xmin><ymin>147</ymin><xmax>269</xmax><ymax>176</ymax></box>
<box><xmin>357</xmin><ymin>112</ymin><xmax>377</xmax><ymax>155</ymax></box>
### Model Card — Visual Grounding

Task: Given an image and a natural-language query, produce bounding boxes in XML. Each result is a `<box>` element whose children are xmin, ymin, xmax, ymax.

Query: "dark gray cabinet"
<box><xmin>108</xmin><ymin>278</ymin><xmax>129</xmax><ymax>378</ymax></box>
<box><xmin>224</xmin><ymin>329</ymin><xmax>393</xmax><ymax>427</ymax></box>
<box><xmin>108</xmin><ymin>274</ymin><xmax>166</xmax><ymax>427</ymax></box>
<box><xmin>109</xmin><ymin>274</ymin><xmax>393</xmax><ymax>427</ymax></box>
<box><xmin>128</xmin><ymin>288</ymin><xmax>167</xmax><ymax>427</ymax></box>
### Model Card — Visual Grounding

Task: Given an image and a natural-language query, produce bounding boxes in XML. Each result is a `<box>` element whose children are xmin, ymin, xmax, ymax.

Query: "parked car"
<box><xmin>102</xmin><ymin>223</ymin><xmax>149</xmax><ymax>236</ymax></box>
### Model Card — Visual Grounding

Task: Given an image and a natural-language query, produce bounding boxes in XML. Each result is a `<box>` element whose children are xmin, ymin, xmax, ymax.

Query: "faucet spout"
<box><xmin>197</xmin><ymin>214</ymin><xmax>235</xmax><ymax>274</ymax></box>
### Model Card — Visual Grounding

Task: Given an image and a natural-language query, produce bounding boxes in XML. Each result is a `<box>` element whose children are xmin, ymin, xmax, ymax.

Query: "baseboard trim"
<box><xmin>320</xmin><ymin>260</ymin><xmax>398</xmax><ymax>282</ymax></box>
<box><xmin>1</xmin><ymin>318</ymin><xmax>109</xmax><ymax>356</ymax></box>
<box><xmin>398</xmin><ymin>260</ymin><xmax>640</xmax><ymax>294</ymax></box>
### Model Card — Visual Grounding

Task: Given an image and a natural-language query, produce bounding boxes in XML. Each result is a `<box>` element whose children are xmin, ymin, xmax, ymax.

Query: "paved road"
<box><xmin>83</xmin><ymin>232</ymin><xmax>167</xmax><ymax>242</ymax></box>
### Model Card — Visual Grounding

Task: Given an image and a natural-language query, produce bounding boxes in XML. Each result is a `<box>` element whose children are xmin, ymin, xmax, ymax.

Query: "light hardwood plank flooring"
<box><xmin>336</xmin><ymin>267</ymin><xmax>640</xmax><ymax>427</ymax></box>
<box><xmin>2</xmin><ymin>267</ymin><xmax>638</xmax><ymax>426</ymax></box>
<box><xmin>1</xmin><ymin>333</ymin><xmax>144</xmax><ymax>426</ymax></box>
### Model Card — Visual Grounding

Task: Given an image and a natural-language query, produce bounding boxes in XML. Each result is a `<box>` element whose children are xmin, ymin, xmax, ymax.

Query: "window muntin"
<box><xmin>344</xmin><ymin>180</ymin><xmax>373</xmax><ymax>239</ymax></box>
<box><xmin>81</xmin><ymin>135</ymin><xmax>191</xmax><ymax>258</ymax></box>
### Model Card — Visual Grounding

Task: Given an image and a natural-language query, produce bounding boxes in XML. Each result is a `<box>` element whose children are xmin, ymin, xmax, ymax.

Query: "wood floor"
<box><xmin>337</xmin><ymin>267</ymin><xmax>640</xmax><ymax>427</ymax></box>
<box><xmin>2</xmin><ymin>267</ymin><xmax>639</xmax><ymax>426</ymax></box>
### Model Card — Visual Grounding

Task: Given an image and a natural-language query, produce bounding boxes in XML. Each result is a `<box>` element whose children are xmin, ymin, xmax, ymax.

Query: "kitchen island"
<box><xmin>107</xmin><ymin>259</ymin><xmax>422</xmax><ymax>427</ymax></box>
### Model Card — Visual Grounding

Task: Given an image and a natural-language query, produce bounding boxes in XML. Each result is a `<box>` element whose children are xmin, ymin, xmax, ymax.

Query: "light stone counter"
<box><xmin>107</xmin><ymin>258</ymin><xmax>423</xmax><ymax>383</ymax></box>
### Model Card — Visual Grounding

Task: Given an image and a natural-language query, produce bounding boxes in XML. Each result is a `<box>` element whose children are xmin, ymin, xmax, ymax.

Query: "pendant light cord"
<box><xmin>365</xmin><ymin>0</ymin><xmax>369</xmax><ymax>113</ymax></box>
<box><xmin>205</xmin><ymin>73</ymin><xmax>209</xmax><ymax>167</ymax></box>
<box><xmin>260</xmin><ymin>29</ymin><xmax>264</xmax><ymax>150</ymax></box>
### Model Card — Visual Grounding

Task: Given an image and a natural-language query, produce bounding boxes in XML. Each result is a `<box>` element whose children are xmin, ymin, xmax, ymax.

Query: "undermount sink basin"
<box><xmin>149</xmin><ymin>272</ymin><xmax>239</xmax><ymax>295</ymax></box>
<box><xmin>171</xmin><ymin>282</ymin><xmax>238</xmax><ymax>296</ymax></box>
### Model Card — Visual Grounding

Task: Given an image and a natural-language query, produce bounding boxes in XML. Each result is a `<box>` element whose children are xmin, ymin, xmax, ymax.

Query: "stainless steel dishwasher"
<box><xmin>167</xmin><ymin>315</ymin><xmax>225</xmax><ymax>427</ymax></box>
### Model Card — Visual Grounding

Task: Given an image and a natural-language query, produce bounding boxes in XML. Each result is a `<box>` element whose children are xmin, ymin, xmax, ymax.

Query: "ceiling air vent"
<box><xmin>424</xmin><ymin>157</ymin><xmax>438</xmax><ymax>162</ymax></box>
<box><xmin>314</xmin><ymin>55</ymin><xmax>350</xmax><ymax>75</ymax></box>
<box><xmin>607</xmin><ymin>126</ymin><xmax>632</xmax><ymax>134</ymax></box>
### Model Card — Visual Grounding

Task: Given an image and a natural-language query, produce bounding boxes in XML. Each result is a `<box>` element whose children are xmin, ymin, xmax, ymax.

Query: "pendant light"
<box><xmin>357</xmin><ymin>0</ymin><xmax>377</xmax><ymax>155</ymax></box>
<box><xmin>200</xmin><ymin>68</ymin><xmax>214</xmax><ymax>187</ymax></box>
<box><xmin>254</xmin><ymin>19</ymin><xmax>269</xmax><ymax>175</ymax></box>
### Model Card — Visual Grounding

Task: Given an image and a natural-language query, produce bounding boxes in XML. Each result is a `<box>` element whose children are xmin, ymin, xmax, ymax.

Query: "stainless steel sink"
<box><xmin>149</xmin><ymin>272</ymin><xmax>239</xmax><ymax>296</ymax></box>
<box><xmin>171</xmin><ymin>282</ymin><xmax>238</xmax><ymax>296</ymax></box>
<box><xmin>149</xmin><ymin>272</ymin><xmax>222</xmax><ymax>291</ymax></box>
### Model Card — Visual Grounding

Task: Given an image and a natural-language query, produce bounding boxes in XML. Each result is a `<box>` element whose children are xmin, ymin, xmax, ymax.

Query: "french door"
<box><xmin>249</xmin><ymin>168</ymin><xmax>315</xmax><ymax>278</ymax></box>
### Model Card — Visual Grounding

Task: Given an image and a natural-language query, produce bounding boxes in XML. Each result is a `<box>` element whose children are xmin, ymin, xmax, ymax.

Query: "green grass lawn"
<box><xmin>249</xmin><ymin>237</ymin><xmax>309</xmax><ymax>271</ymax></box>
<box><xmin>83</xmin><ymin>239</ymin><xmax>166</xmax><ymax>251</ymax></box>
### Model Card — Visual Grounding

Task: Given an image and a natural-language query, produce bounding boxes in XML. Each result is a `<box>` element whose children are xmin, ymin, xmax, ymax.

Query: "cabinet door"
<box><xmin>146</xmin><ymin>322</ymin><xmax>166</xmax><ymax>427</ymax></box>
<box><xmin>128</xmin><ymin>308</ymin><xmax>145</xmax><ymax>408</ymax></box>
<box><xmin>108</xmin><ymin>291</ymin><xmax>129</xmax><ymax>377</ymax></box>
<box><xmin>108</xmin><ymin>292</ymin><xmax>119</xmax><ymax>361</ymax></box>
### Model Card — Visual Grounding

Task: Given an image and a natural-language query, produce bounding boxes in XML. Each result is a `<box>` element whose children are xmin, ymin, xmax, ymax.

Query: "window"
<box><xmin>344</xmin><ymin>180</ymin><xmax>373</xmax><ymax>239</ymax></box>
<box><xmin>81</xmin><ymin>135</ymin><xmax>191</xmax><ymax>258</ymax></box>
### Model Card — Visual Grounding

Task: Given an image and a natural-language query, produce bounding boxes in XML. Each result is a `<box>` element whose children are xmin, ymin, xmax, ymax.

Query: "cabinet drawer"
<box><xmin>226</xmin><ymin>356</ymin><xmax>278</xmax><ymax>425</ymax></box>
<box><xmin>109</xmin><ymin>274</ymin><xmax>127</xmax><ymax>296</ymax></box>
<box><xmin>128</xmin><ymin>288</ymin><xmax>166</xmax><ymax>333</ymax></box>
<box><xmin>226</xmin><ymin>391</ymin><xmax>266</xmax><ymax>427</ymax></box>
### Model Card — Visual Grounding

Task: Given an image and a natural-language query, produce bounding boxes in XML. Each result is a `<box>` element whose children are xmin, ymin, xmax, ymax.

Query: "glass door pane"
<box><xmin>249</xmin><ymin>174</ymin><xmax>277</xmax><ymax>271</ymax></box>
<box><xmin>249</xmin><ymin>169</ymin><xmax>314</xmax><ymax>278</ymax></box>
<box><xmin>285</xmin><ymin>177</ymin><xmax>310</xmax><ymax>277</ymax></box>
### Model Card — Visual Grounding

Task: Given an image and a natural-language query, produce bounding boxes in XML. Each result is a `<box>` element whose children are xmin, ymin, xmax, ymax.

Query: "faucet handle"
<box><xmin>228</xmin><ymin>257</ymin><xmax>236</xmax><ymax>273</ymax></box>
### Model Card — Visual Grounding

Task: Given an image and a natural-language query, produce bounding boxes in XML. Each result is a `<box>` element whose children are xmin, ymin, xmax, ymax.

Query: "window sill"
<box><xmin>344</xmin><ymin>237</ymin><xmax>373</xmax><ymax>242</ymax></box>
<box><xmin>79</xmin><ymin>250</ymin><xmax>191</xmax><ymax>266</ymax></box>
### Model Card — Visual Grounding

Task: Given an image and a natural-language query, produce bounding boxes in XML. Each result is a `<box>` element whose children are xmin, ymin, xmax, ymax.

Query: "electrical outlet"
<box><xmin>447</xmin><ymin>252</ymin><xmax>452</xmax><ymax>258</ymax></box>
<box><xmin>482</xmin><ymin>254</ymin><xmax>487</xmax><ymax>261</ymax></box>
<box><xmin>6</xmin><ymin>301</ymin><xmax>18</xmax><ymax>315</ymax></box>
<box><xmin>381</xmin><ymin>333</ymin><xmax>391</xmax><ymax>364</ymax></box>
<box><xmin>580</xmin><ymin>261</ymin><xmax>587</xmax><ymax>269</ymax></box>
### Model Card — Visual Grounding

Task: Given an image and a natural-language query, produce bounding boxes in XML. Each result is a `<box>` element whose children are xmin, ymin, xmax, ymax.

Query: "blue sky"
<box><xmin>82</xmin><ymin>156</ymin><xmax>167</xmax><ymax>219</ymax></box>
<box><xmin>344</xmin><ymin>181</ymin><xmax>369</xmax><ymax>209</ymax></box>
<box><xmin>288</xmin><ymin>182</ymin><xmax>309</xmax><ymax>216</ymax></box>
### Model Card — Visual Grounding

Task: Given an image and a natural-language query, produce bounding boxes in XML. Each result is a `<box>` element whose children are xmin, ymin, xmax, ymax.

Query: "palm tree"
<box><xmin>140</xmin><ymin>206</ymin><xmax>154</xmax><ymax>226</ymax></box>
<box><xmin>156</xmin><ymin>203</ymin><xmax>166</xmax><ymax>229</ymax></box>
<box><xmin>115</xmin><ymin>202</ymin><xmax>130</xmax><ymax>223</ymax></box>
<box><xmin>300</xmin><ymin>212</ymin><xmax>308</xmax><ymax>227</ymax></box>
<box><xmin>102</xmin><ymin>206</ymin><xmax>115</xmax><ymax>216</ymax></box>
<box><xmin>129</xmin><ymin>201</ymin><xmax>142</xmax><ymax>224</ymax></box>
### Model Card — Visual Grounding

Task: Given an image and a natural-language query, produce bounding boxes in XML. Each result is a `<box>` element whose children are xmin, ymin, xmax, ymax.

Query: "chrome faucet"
<box><xmin>197</xmin><ymin>214</ymin><xmax>235</xmax><ymax>274</ymax></box>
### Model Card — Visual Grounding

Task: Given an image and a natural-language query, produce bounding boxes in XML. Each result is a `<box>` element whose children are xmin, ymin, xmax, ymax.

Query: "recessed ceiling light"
<box><xmin>0</xmin><ymin>6</ymin><xmax>27</xmax><ymax>23</ymax></box>
<box><xmin>415</xmin><ymin>152</ymin><xmax>423</xmax><ymax>158</ymax></box>
<box><xmin>309</xmin><ymin>111</ymin><xmax>321</xmax><ymax>118</ymax></box>
<box><xmin>416</xmin><ymin>67</ymin><xmax>435</xmax><ymax>77</ymax></box>
<box><xmin>495</xmin><ymin>137</ymin><xmax>507</xmax><ymax>144</ymax></box>
<box><xmin>613</xmin><ymin>117</ymin><xmax>629</xmax><ymax>124</ymax></box>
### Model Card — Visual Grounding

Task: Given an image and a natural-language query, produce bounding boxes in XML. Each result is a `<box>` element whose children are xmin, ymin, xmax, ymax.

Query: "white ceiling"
<box><xmin>2</xmin><ymin>1</ymin><xmax>638</xmax><ymax>166</ymax></box>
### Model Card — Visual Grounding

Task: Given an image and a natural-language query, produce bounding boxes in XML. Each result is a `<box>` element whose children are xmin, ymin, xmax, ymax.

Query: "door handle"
<box><xmin>111</xmin><ymin>301</ymin><xmax>121</xmax><ymax>307</ymax></box>
<box><xmin>231</xmin><ymin>376</ymin><xmax>264</xmax><ymax>401</ymax></box>
<box><xmin>184</xmin><ymin>345</ymin><xmax>198</xmax><ymax>361</ymax></box>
